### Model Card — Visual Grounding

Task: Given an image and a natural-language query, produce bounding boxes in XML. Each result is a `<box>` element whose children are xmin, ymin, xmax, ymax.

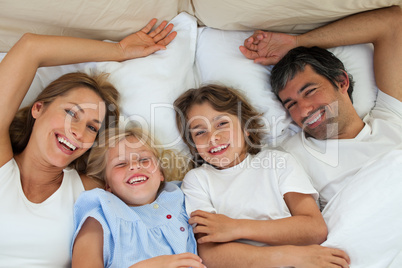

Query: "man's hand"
<box><xmin>239</xmin><ymin>30</ymin><xmax>297</xmax><ymax>65</ymax></box>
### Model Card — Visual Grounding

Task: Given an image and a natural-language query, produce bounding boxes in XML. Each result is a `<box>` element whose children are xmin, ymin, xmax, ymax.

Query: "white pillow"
<box><xmin>194</xmin><ymin>27</ymin><xmax>378</xmax><ymax>146</ymax></box>
<box><xmin>3</xmin><ymin>12</ymin><xmax>197</xmax><ymax>153</ymax></box>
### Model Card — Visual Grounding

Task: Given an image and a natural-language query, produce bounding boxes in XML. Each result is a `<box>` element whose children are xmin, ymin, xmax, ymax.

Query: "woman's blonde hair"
<box><xmin>9</xmin><ymin>72</ymin><xmax>120</xmax><ymax>173</ymax></box>
<box><xmin>86</xmin><ymin>126</ymin><xmax>192</xmax><ymax>189</ymax></box>
<box><xmin>174</xmin><ymin>84</ymin><xmax>266</xmax><ymax>166</ymax></box>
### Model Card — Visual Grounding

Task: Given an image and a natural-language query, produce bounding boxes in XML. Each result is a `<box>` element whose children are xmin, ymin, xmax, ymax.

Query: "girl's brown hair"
<box><xmin>86</xmin><ymin>126</ymin><xmax>192</xmax><ymax>190</ymax></box>
<box><xmin>174</xmin><ymin>84</ymin><xmax>266</xmax><ymax>166</ymax></box>
<box><xmin>9</xmin><ymin>72</ymin><xmax>120</xmax><ymax>173</ymax></box>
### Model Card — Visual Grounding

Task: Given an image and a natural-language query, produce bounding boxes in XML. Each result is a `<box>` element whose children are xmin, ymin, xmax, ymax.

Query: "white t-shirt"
<box><xmin>0</xmin><ymin>158</ymin><xmax>85</xmax><ymax>268</ymax></box>
<box><xmin>181</xmin><ymin>149</ymin><xmax>318</xmax><ymax>246</ymax></box>
<box><xmin>282</xmin><ymin>91</ymin><xmax>402</xmax><ymax>209</ymax></box>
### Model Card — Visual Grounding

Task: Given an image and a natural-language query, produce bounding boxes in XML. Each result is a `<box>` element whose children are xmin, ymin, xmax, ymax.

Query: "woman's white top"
<box><xmin>0</xmin><ymin>158</ymin><xmax>85</xmax><ymax>268</ymax></box>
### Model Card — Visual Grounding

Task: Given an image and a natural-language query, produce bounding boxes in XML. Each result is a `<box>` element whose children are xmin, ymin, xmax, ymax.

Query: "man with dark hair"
<box><xmin>241</xmin><ymin>5</ymin><xmax>402</xmax><ymax>208</ymax></box>
<box><xmin>239</xmin><ymin>5</ymin><xmax>402</xmax><ymax>267</ymax></box>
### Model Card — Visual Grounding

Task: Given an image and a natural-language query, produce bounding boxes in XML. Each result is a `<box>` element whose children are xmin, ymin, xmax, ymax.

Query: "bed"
<box><xmin>1</xmin><ymin>0</ymin><xmax>402</xmax><ymax>267</ymax></box>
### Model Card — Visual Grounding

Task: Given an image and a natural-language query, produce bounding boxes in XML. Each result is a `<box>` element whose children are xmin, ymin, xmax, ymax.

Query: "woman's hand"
<box><xmin>129</xmin><ymin>253</ymin><xmax>206</xmax><ymax>268</ymax></box>
<box><xmin>189</xmin><ymin>210</ymin><xmax>239</xmax><ymax>244</ymax></box>
<box><xmin>239</xmin><ymin>30</ymin><xmax>297</xmax><ymax>65</ymax></box>
<box><xmin>119</xmin><ymin>18</ymin><xmax>177</xmax><ymax>60</ymax></box>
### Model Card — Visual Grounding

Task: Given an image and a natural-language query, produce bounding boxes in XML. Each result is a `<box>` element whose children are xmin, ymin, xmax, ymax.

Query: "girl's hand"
<box><xmin>119</xmin><ymin>18</ymin><xmax>177</xmax><ymax>60</ymax></box>
<box><xmin>239</xmin><ymin>30</ymin><xmax>297</xmax><ymax>65</ymax></box>
<box><xmin>129</xmin><ymin>253</ymin><xmax>206</xmax><ymax>268</ymax></box>
<box><xmin>289</xmin><ymin>245</ymin><xmax>351</xmax><ymax>268</ymax></box>
<box><xmin>189</xmin><ymin>210</ymin><xmax>238</xmax><ymax>244</ymax></box>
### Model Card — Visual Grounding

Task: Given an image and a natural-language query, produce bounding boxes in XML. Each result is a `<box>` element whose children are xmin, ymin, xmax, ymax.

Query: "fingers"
<box><xmin>141</xmin><ymin>18</ymin><xmax>158</xmax><ymax>34</ymax></box>
<box><xmin>239</xmin><ymin>45</ymin><xmax>259</xmax><ymax>59</ymax></box>
<box><xmin>175</xmin><ymin>253</ymin><xmax>206</xmax><ymax>268</ymax></box>
<box><xmin>149</xmin><ymin>20</ymin><xmax>168</xmax><ymax>38</ymax></box>
<box><xmin>330</xmin><ymin>248</ymin><xmax>351</xmax><ymax>267</ymax></box>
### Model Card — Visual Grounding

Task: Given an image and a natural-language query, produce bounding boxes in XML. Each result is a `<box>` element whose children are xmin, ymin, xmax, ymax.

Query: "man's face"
<box><xmin>278</xmin><ymin>65</ymin><xmax>352</xmax><ymax>140</ymax></box>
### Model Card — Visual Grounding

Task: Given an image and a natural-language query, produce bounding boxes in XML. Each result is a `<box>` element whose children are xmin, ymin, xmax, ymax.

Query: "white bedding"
<box><xmin>321</xmin><ymin>150</ymin><xmax>402</xmax><ymax>268</ymax></box>
<box><xmin>1</xmin><ymin>12</ymin><xmax>399</xmax><ymax>267</ymax></box>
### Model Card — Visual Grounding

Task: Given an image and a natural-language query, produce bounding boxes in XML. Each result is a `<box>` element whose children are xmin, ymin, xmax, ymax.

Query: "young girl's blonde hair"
<box><xmin>86</xmin><ymin>126</ymin><xmax>192</xmax><ymax>188</ymax></box>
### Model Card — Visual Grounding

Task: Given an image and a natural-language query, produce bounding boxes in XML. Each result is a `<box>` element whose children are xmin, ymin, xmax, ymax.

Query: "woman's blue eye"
<box><xmin>65</xmin><ymin>109</ymin><xmax>76</xmax><ymax>117</ymax></box>
<box><xmin>87</xmin><ymin>125</ymin><xmax>98</xmax><ymax>132</ymax></box>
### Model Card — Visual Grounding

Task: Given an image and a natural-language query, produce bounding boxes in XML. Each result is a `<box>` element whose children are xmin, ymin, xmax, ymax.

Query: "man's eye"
<box><xmin>286</xmin><ymin>102</ymin><xmax>296</xmax><ymax>110</ymax></box>
<box><xmin>305</xmin><ymin>88</ymin><xmax>316</xmax><ymax>96</ymax></box>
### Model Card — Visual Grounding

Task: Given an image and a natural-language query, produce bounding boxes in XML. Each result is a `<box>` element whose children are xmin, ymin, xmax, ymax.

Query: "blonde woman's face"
<box><xmin>105</xmin><ymin>136</ymin><xmax>164</xmax><ymax>206</ymax></box>
<box><xmin>31</xmin><ymin>87</ymin><xmax>106</xmax><ymax>168</ymax></box>
<box><xmin>187</xmin><ymin>102</ymin><xmax>248</xmax><ymax>169</ymax></box>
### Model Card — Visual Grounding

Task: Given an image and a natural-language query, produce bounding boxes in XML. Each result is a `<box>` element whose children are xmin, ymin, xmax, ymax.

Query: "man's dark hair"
<box><xmin>270</xmin><ymin>46</ymin><xmax>354</xmax><ymax>102</ymax></box>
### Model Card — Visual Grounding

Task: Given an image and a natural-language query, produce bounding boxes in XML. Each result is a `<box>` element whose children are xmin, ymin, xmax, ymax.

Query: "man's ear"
<box><xmin>337</xmin><ymin>71</ymin><xmax>350</xmax><ymax>94</ymax></box>
<box><xmin>31</xmin><ymin>101</ymin><xmax>44</xmax><ymax>119</ymax></box>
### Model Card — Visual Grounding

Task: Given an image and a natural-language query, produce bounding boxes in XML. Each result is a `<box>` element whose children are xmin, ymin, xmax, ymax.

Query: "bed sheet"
<box><xmin>321</xmin><ymin>150</ymin><xmax>402</xmax><ymax>268</ymax></box>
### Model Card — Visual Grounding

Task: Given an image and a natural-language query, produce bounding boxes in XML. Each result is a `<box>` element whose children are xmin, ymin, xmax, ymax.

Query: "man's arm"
<box><xmin>197</xmin><ymin>241</ymin><xmax>350</xmax><ymax>268</ymax></box>
<box><xmin>240</xmin><ymin>6</ymin><xmax>402</xmax><ymax>101</ymax></box>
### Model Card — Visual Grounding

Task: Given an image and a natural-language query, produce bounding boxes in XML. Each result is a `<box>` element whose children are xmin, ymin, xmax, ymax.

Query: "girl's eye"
<box><xmin>194</xmin><ymin>130</ymin><xmax>206</xmax><ymax>137</ymax></box>
<box><xmin>139</xmin><ymin>158</ymin><xmax>150</xmax><ymax>163</ymax></box>
<box><xmin>65</xmin><ymin>109</ymin><xmax>76</xmax><ymax>118</ymax></box>
<box><xmin>217</xmin><ymin>121</ymin><xmax>229</xmax><ymax>127</ymax></box>
<box><xmin>115</xmin><ymin>162</ymin><xmax>127</xmax><ymax>167</ymax></box>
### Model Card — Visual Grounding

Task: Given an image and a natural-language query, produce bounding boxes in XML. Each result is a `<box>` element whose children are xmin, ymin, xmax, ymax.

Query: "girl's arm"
<box><xmin>128</xmin><ymin>253</ymin><xmax>205</xmax><ymax>268</ymax></box>
<box><xmin>72</xmin><ymin>217</ymin><xmax>104</xmax><ymax>268</ymax></box>
<box><xmin>0</xmin><ymin>18</ymin><xmax>176</xmax><ymax>167</ymax></box>
<box><xmin>189</xmin><ymin>193</ymin><xmax>326</xmax><ymax>245</ymax></box>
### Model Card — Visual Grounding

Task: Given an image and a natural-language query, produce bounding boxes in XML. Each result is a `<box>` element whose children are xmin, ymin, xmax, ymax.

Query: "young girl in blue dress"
<box><xmin>71</xmin><ymin>127</ymin><xmax>204</xmax><ymax>268</ymax></box>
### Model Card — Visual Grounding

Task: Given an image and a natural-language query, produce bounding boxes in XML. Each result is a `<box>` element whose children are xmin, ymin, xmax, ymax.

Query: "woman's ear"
<box><xmin>31</xmin><ymin>101</ymin><xmax>44</xmax><ymax>119</ymax></box>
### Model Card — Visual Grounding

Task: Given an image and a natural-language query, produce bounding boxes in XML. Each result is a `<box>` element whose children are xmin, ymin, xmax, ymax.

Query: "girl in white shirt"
<box><xmin>173</xmin><ymin>84</ymin><xmax>350</xmax><ymax>267</ymax></box>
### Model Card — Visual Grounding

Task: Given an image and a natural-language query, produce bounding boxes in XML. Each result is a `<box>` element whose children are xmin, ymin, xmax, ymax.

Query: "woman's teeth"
<box><xmin>57</xmin><ymin>136</ymin><xmax>77</xmax><ymax>151</ymax></box>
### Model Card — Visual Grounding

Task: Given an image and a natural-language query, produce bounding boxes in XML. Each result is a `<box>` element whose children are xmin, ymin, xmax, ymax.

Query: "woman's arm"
<box><xmin>72</xmin><ymin>217</ymin><xmax>104</xmax><ymax>268</ymax></box>
<box><xmin>0</xmin><ymin>19</ymin><xmax>176</xmax><ymax>166</ymax></box>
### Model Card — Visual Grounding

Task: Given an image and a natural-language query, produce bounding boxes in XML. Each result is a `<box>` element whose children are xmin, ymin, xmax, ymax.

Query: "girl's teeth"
<box><xmin>211</xmin><ymin>145</ymin><xmax>228</xmax><ymax>153</ymax></box>
<box><xmin>128</xmin><ymin>177</ymin><xmax>147</xmax><ymax>184</ymax></box>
